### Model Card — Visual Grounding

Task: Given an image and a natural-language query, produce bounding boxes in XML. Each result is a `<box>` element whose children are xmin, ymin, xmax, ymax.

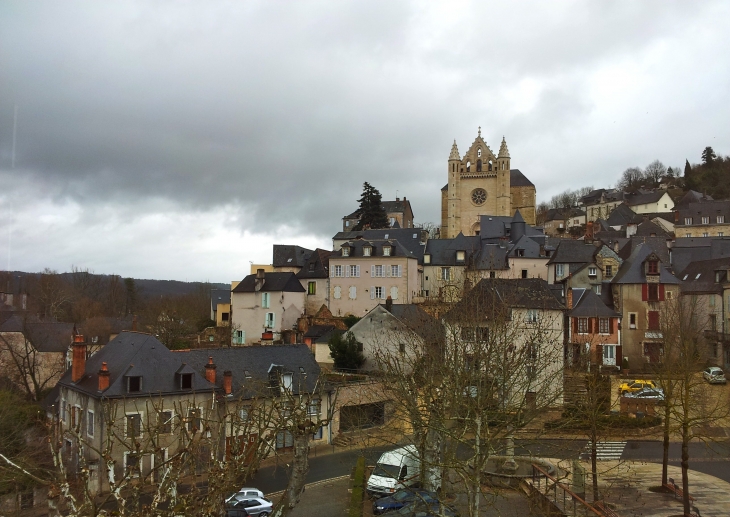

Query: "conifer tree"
<box><xmin>353</xmin><ymin>182</ymin><xmax>389</xmax><ymax>230</ymax></box>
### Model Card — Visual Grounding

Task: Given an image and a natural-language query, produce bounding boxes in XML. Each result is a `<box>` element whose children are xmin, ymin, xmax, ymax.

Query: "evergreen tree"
<box><xmin>353</xmin><ymin>182</ymin><xmax>389</xmax><ymax>230</ymax></box>
<box><xmin>702</xmin><ymin>146</ymin><xmax>717</xmax><ymax>166</ymax></box>
<box><xmin>328</xmin><ymin>331</ymin><xmax>365</xmax><ymax>371</ymax></box>
<box><xmin>684</xmin><ymin>159</ymin><xmax>692</xmax><ymax>177</ymax></box>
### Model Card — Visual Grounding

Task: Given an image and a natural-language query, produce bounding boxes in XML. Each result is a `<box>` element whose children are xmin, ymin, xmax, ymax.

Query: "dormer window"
<box><xmin>383</xmin><ymin>246</ymin><xmax>391</xmax><ymax>257</ymax></box>
<box><xmin>127</xmin><ymin>376</ymin><xmax>142</xmax><ymax>393</ymax></box>
<box><xmin>647</xmin><ymin>260</ymin><xmax>659</xmax><ymax>275</ymax></box>
<box><xmin>181</xmin><ymin>373</ymin><xmax>193</xmax><ymax>390</ymax></box>
<box><xmin>342</xmin><ymin>247</ymin><xmax>350</xmax><ymax>257</ymax></box>
<box><xmin>363</xmin><ymin>246</ymin><xmax>372</xmax><ymax>257</ymax></box>
<box><xmin>424</xmin><ymin>254</ymin><xmax>431</xmax><ymax>264</ymax></box>
<box><xmin>588</xmin><ymin>267</ymin><xmax>597</xmax><ymax>277</ymax></box>
<box><xmin>456</xmin><ymin>251</ymin><xmax>465</xmax><ymax>261</ymax></box>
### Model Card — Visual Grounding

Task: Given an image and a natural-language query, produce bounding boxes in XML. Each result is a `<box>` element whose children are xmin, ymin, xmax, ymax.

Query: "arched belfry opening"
<box><xmin>477</xmin><ymin>159</ymin><xmax>482</xmax><ymax>172</ymax></box>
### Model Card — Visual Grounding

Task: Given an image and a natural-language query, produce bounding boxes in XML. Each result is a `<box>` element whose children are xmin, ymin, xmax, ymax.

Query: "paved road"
<box><xmin>251</xmin><ymin>438</ymin><xmax>730</xmax><ymax>495</ymax></box>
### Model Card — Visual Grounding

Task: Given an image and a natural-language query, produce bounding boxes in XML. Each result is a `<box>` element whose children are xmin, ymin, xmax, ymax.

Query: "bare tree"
<box><xmin>644</xmin><ymin>160</ymin><xmax>667</xmax><ymax>188</ymax></box>
<box><xmin>617</xmin><ymin>167</ymin><xmax>644</xmax><ymax>191</ymax></box>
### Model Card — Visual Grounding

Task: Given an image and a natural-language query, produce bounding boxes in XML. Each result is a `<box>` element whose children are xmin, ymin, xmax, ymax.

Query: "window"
<box><xmin>187</xmin><ymin>408</ymin><xmax>201</xmax><ymax>432</ymax></box>
<box><xmin>516</xmin><ymin>249</ymin><xmax>525</xmax><ymax>257</ymax></box>
<box><xmin>342</xmin><ymin>247</ymin><xmax>350</xmax><ymax>257</ymax></box>
<box><xmin>209</xmin><ymin>335</ymin><xmax>214</xmax><ymax>341</ymax></box>
<box><xmin>307</xmin><ymin>398</ymin><xmax>321</xmax><ymax>416</ymax></box>
<box><xmin>334</xmin><ymin>286</ymin><xmax>341</xmax><ymax>299</ymax></box>
<box><xmin>374</xmin><ymin>286</ymin><xmax>384</xmax><ymax>299</ymax></box>
<box><xmin>489</xmin><ymin>271</ymin><xmax>496</xmax><ymax>278</ymax></box>
<box><xmin>345</xmin><ymin>220</ymin><xmax>350</xmax><ymax>227</ymax></box>
<box><xmin>685</xmin><ymin>217</ymin><xmax>692</xmax><ymax>225</ymax></box>
<box><xmin>333</xmin><ymin>265</ymin><xmax>344</xmax><ymax>277</ymax></box>
<box><xmin>686</xmin><ymin>233</ymin><xmax>691</xmax><ymax>238</ymax></box>
<box><xmin>703</xmin><ymin>232</ymin><xmax>709</xmax><ymax>237</ymax></box>
<box><xmin>87</xmin><ymin>410</ymin><xmax>94</xmax><ymax>437</ymax></box>
<box><xmin>526</xmin><ymin>309</ymin><xmax>538</xmax><ymax>323</ymax></box>
<box><xmin>390</xmin><ymin>265</ymin><xmax>401</xmax><ymax>277</ymax></box>
<box><xmin>265</xmin><ymin>312</ymin><xmax>275</xmax><ymax>328</ymax></box>
<box><xmin>555</xmin><ymin>264</ymin><xmax>564</xmax><ymax>277</ymax></box>
<box><xmin>476</xmin><ymin>327</ymin><xmax>489</xmax><ymax>342</ymax></box>
<box><xmin>239</xmin><ymin>408</ymin><xmax>249</xmax><ymax>421</ymax></box>
<box><xmin>262</xmin><ymin>292</ymin><xmax>270</xmax><ymax>308</ymax></box>
<box><xmin>181</xmin><ymin>373</ymin><xmax>193</xmax><ymax>389</ymax></box>
<box><xmin>159</xmin><ymin>411</ymin><xmax>173</xmax><ymax>434</ymax></box>
<box><xmin>461</xmin><ymin>327</ymin><xmax>475</xmax><ymax>341</ymax></box>
<box><xmin>605</xmin><ymin>265</ymin><xmax>613</xmax><ymax>277</ymax></box>
<box><xmin>647</xmin><ymin>261</ymin><xmax>659</xmax><ymax>275</ymax></box>
<box><xmin>718</xmin><ymin>215</ymin><xmax>725</xmax><ymax>224</ymax></box>
<box><xmin>383</xmin><ymin>246</ymin><xmax>391</xmax><ymax>256</ymax></box>
<box><xmin>710</xmin><ymin>314</ymin><xmax>717</xmax><ymax>331</ymax></box>
<box><xmin>363</xmin><ymin>246</ymin><xmax>372</xmax><ymax>257</ymax></box>
<box><xmin>588</xmin><ymin>267</ymin><xmax>597</xmax><ymax>276</ymax></box>
<box><xmin>390</xmin><ymin>286</ymin><xmax>398</xmax><ymax>300</ymax></box>
<box><xmin>629</xmin><ymin>313</ymin><xmax>637</xmax><ymax>329</ymax></box>
<box><xmin>128</xmin><ymin>376</ymin><xmax>142</xmax><ymax>393</ymax></box>
<box><xmin>441</xmin><ymin>267</ymin><xmax>451</xmax><ymax>281</ymax></box>
<box><xmin>594</xmin><ymin>284</ymin><xmax>601</xmax><ymax>295</ymax></box>
<box><xmin>719</xmin><ymin>232</ymin><xmax>724</xmax><ymax>237</ymax></box>
<box><xmin>373</xmin><ymin>265</ymin><xmax>384</xmax><ymax>277</ymax></box>
<box><xmin>222</xmin><ymin>312</ymin><xmax>229</xmax><ymax>321</ymax></box>
<box><xmin>235</xmin><ymin>330</ymin><xmax>244</xmax><ymax>345</ymax></box>
<box><xmin>456</xmin><ymin>251</ymin><xmax>465</xmax><ymax>261</ymax></box>
<box><xmin>308</xmin><ymin>281</ymin><xmax>316</xmax><ymax>295</ymax></box>
<box><xmin>349</xmin><ymin>265</ymin><xmax>360</xmax><ymax>277</ymax></box>
<box><xmin>124</xmin><ymin>452</ymin><xmax>140</xmax><ymax>477</ymax></box>
<box><xmin>648</xmin><ymin>311</ymin><xmax>660</xmax><ymax>330</ymax></box>
<box><xmin>702</xmin><ymin>216</ymin><xmax>709</xmax><ymax>224</ymax></box>
<box><xmin>648</xmin><ymin>284</ymin><xmax>659</xmax><ymax>301</ymax></box>
<box><xmin>424</xmin><ymin>254</ymin><xmax>431</xmax><ymax>264</ymax></box>
<box><xmin>282</xmin><ymin>373</ymin><xmax>293</xmax><ymax>392</ymax></box>
<box><xmin>578</xmin><ymin>318</ymin><xmax>588</xmax><ymax>334</ymax></box>
<box><xmin>399</xmin><ymin>343</ymin><xmax>406</xmax><ymax>354</ymax></box>
<box><xmin>521</xmin><ymin>269</ymin><xmax>528</xmax><ymax>279</ymax></box>
<box><xmin>599</xmin><ymin>318</ymin><xmax>609</xmax><ymax>334</ymax></box>
<box><xmin>126</xmin><ymin>414</ymin><xmax>141</xmax><ymax>438</ymax></box>
<box><xmin>348</xmin><ymin>286</ymin><xmax>356</xmax><ymax>299</ymax></box>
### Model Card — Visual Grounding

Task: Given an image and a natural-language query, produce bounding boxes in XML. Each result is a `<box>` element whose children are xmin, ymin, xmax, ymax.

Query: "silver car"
<box><xmin>226</xmin><ymin>496</ymin><xmax>272</xmax><ymax>517</ymax></box>
<box><xmin>624</xmin><ymin>387</ymin><xmax>665</xmax><ymax>402</ymax></box>
<box><xmin>703</xmin><ymin>367</ymin><xmax>727</xmax><ymax>384</ymax></box>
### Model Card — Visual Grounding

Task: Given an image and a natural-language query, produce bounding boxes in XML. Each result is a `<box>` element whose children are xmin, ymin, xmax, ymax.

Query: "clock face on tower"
<box><xmin>471</xmin><ymin>188</ymin><xmax>487</xmax><ymax>206</ymax></box>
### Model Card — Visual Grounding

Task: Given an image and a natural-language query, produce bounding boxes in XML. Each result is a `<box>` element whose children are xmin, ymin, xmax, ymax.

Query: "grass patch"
<box><xmin>349</xmin><ymin>456</ymin><xmax>366</xmax><ymax>517</ymax></box>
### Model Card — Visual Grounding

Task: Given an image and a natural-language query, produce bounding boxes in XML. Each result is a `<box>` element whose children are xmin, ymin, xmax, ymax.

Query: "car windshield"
<box><xmin>373</xmin><ymin>463</ymin><xmax>401</xmax><ymax>478</ymax></box>
<box><xmin>392</xmin><ymin>491</ymin><xmax>413</xmax><ymax>501</ymax></box>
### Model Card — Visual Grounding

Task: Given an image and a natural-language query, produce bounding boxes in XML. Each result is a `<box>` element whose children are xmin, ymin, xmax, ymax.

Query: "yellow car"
<box><xmin>619</xmin><ymin>379</ymin><xmax>657</xmax><ymax>395</ymax></box>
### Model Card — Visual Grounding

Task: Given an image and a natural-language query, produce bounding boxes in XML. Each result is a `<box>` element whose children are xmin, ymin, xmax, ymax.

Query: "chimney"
<box><xmin>72</xmin><ymin>334</ymin><xmax>87</xmax><ymax>383</ymax></box>
<box><xmin>585</xmin><ymin>221</ymin><xmax>594</xmax><ymax>242</ymax></box>
<box><xmin>132</xmin><ymin>315</ymin><xmax>137</xmax><ymax>332</ymax></box>
<box><xmin>98</xmin><ymin>362</ymin><xmax>110</xmax><ymax>391</ymax></box>
<box><xmin>566</xmin><ymin>288</ymin><xmax>573</xmax><ymax>310</ymax></box>
<box><xmin>385</xmin><ymin>296</ymin><xmax>393</xmax><ymax>312</ymax></box>
<box><xmin>256</xmin><ymin>268</ymin><xmax>265</xmax><ymax>279</ymax></box>
<box><xmin>255</xmin><ymin>269</ymin><xmax>265</xmax><ymax>291</ymax></box>
<box><xmin>223</xmin><ymin>370</ymin><xmax>232</xmax><ymax>395</ymax></box>
<box><xmin>205</xmin><ymin>356</ymin><xmax>217</xmax><ymax>384</ymax></box>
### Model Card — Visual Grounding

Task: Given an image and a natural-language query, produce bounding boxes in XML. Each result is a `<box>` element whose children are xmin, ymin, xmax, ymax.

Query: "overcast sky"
<box><xmin>1</xmin><ymin>1</ymin><xmax>729</xmax><ymax>283</ymax></box>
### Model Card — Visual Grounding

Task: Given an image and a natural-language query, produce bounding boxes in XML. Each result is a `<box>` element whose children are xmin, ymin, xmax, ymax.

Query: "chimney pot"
<box><xmin>223</xmin><ymin>370</ymin><xmax>232</xmax><ymax>395</ymax></box>
<box><xmin>205</xmin><ymin>356</ymin><xmax>217</xmax><ymax>384</ymax></box>
<box><xmin>72</xmin><ymin>335</ymin><xmax>87</xmax><ymax>383</ymax></box>
<box><xmin>256</xmin><ymin>269</ymin><xmax>265</xmax><ymax>279</ymax></box>
<box><xmin>98</xmin><ymin>362</ymin><xmax>110</xmax><ymax>391</ymax></box>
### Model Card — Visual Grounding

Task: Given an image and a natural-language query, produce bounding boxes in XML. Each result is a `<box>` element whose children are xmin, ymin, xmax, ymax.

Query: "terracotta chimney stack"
<box><xmin>98</xmin><ymin>362</ymin><xmax>110</xmax><ymax>391</ymax></box>
<box><xmin>72</xmin><ymin>334</ymin><xmax>87</xmax><ymax>383</ymax></box>
<box><xmin>223</xmin><ymin>370</ymin><xmax>232</xmax><ymax>395</ymax></box>
<box><xmin>566</xmin><ymin>288</ymin><xmax>573</xmax><ymax>310</ymax></box>
<box><xmin>205</xmin><ymin>356</ymin><xmax>217</xmax><ymax>384</ymax></box>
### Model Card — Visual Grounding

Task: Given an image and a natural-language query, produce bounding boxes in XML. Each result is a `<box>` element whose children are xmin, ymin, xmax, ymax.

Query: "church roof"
<box><xmin>510</xmin><ymin>169</ymin><xmax>533</xmax><ymax>187</ymax></box>
<box><xmin>449</xmin><ymin>140</ymin><xmax>460</xmax><ymax>160</ymax></box>
<box><xmin>498</xmin><ymin>137</ymin><xmax>510</xmax><ymax>158</ymax></box>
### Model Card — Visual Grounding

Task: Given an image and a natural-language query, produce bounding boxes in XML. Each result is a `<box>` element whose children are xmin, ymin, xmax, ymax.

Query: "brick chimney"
<box><xmin>566</xmin><ymin>288</ymin><xmax>573</xmax><ymax>310</ymax></box>
<box><xmin>223</xmin><ymin>370</ymin><xmax>232</xmax><ymax>395</ymax></box>
<box><xmin>98</xmin><ymin>362</ymin><xmax>110</xmax><ymax>391</ymax></box>
<box><xmin>205</xmin><ymin>356</ymin><xmax>217</xmax><ymax>384</ymax></box>
<box><xmin>72</xmin><ymin>334</ymin><xmax>87</xmax><ymax>383</ymax></box>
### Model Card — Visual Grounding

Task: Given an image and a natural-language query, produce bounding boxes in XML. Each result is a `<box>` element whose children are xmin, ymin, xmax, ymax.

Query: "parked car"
<box><xmin>624</xmin><ymin>387</ymin><xmax>665</xmax><ymax>402</ymax></box>
<box><xmin>384</xmin><ymin>501</ymin><xmax>459</xmax><ymax>516</ymax></box>
<box><xmin>225</xmin><ymin>497</ymin><xmax>272</xmax><ymax>517</ymax></box>
<box><xmin>703</xmin><ymin>367</ymin><xmax>728</xmax><ymax>384</ymax></box>
<box><xmin>373</xmin><ymin>489</ymin><xmax>438</xmax><ymax>515</ymax></box>
<box><xmin>226</xmin><ymin>488</ymin><xmax>265</xmax><ymax>504</ymax></box>
<box><xmin>367</xmin><ymin>446</ymin><xmax>422</xmax><ymax>497</ymax></box>
<box><xmin>619</xmin><ymin>379</ymin><xmax>657</xmax><ymax>395</ymax></box>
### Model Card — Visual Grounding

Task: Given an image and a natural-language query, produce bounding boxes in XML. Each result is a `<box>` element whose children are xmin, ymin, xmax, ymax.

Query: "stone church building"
<box><xmin>440</xmin><ymin>129</ymin><xmax>536</xmax><ymax>238</ymax></box>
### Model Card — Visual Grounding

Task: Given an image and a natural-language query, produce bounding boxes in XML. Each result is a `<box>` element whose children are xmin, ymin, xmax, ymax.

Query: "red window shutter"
<box><xmin>642</xmin><ymin>284</ymin><xmax>648</xmax><ymax>301</ymax></box>
<box><xmin>659</xmin><ymin>284</ymin><xmax>665</xmax><ymax>301</ymax></box>
<box><xmin>616</xmin><ymin>345</ymin><xmax>623</xmax><ymax>368</ymax></box>
<box><xmin>610</xmin><ymin>318</ymin><xmax>615</xmax><ymax>334</ymax></box>
<box><xmin>648</xmin><ymin>311</ymin><xmax>659</xmax><ymax>330</ymax></box>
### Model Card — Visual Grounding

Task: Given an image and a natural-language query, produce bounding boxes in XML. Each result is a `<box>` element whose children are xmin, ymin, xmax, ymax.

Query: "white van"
<box><xmin>366</xmin><ymin>445</ymin><xmax>421</xmax><ymax>496</ymax></box>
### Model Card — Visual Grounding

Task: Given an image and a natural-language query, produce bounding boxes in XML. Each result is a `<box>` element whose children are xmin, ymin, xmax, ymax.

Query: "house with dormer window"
<box><xmin>611</xmin><ymin>243</ymin><xmax>679</xmax><ymax>370</ymax></box>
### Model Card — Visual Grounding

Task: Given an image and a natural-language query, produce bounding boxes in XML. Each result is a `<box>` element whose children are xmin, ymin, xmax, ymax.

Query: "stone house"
<box><xmin>295</xmin><ymin>248</ymin><xmax>332</xmax><ymax>316</ymax></box>
<box><xmin>566</xmin><ymin>288</ymin><xmax>622</xmax><ymax>369</ymax></box>
<box><xmin>674</xmin><ymin>200</ymin><xmax>730</xmax><ymax>238</ymax></box>
<box><xmin>342</xmin><ymin>197</ymin><xmax>415</xmax><ymax>231</ymax></box>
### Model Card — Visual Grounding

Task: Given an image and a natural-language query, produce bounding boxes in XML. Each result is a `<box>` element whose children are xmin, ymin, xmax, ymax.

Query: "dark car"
<box><xmin>385</xmin><ymin>501</ymin><xmax>459</xmax><ymax>517</ymax></box>
<box><xmin>373</xmin><ymin>489</ymin><xmax>438</xmax><ymax>514</ymax></box>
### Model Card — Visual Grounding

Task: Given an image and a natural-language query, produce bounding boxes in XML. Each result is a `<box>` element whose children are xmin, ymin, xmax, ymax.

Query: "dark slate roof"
<box><xmin>569</xmin><ymin>288</ymin><xmax>621</xmax><ymax>318</ymax></box>
<box><xmin>335</xmin><ymin>239</ymin><xmax>415</xmax><ymax>259</ymax></box>
<box><xmin>0</xmin><ymin>316</ymin><xmax>74</xmax><ymax>352</ymax></box>
<box><xmin>478</xmin><ymin>215</ymin><xmax>545</xmax><ymax>241</ymax></box>
<box><xmin>677</xmin><ymin>257</ymin><xmax>730</xmax><ymax>294</ymax></box>
<box><xmin>232</xmin><ymin>272</ymin><xmax>306</xmax><ymax>293</ymax></box>
<box><xmin>547</xmin><ymin>240</ymin><xmax>599</xmax><ymax>265</ymax></box>
<box><xmin>303</xmin><ymin>325</ymin><xmax>336</xmax><ymax>338</ymax></box>
<box><xmin>56</xmin><ymin>332</ymin><xmax>216</xmax><ymax>399</ymax></box>
<box><xmin>617</xmin><ymin>236</ymin><xmax>670</xmax><ymax>263</ymax></box>
<box><xmin>595</xmin><ymin>219</ymin><xmax>612</xmax><ymax>231</ymax></box>
<box><xmin>634</xmin><ymin>219</ymin><xmax>668</xmax><ymax>237</ymax></box>
<box><xmin>179</xmin><ymin>345</ymin><xmax>320</xmax><ymax>399</ymax></box>
<box><xmin>333</xmin><ymin>228</ymin><xmax>427</xmax><ymax>263</ymax></box>
<box><xmin>273</xmin><ymin>245</ymin><xmax>313</xmax><ymax>268</ymax></box>
<box><xmin>611</xmin><ymin>242</ymin><xmax>679</xmax><ymax>284</ymax></box>
<box><xmin>384</xmin><ymin>304</ymin><xmax>443</xmax><ymax>341</ymax></box>
<box><xmin>296</xmin><ymin>249</ymin><xmax>332</xmax><ymax>279</ymax></box>
<box><xmin>673</xmin><ymin>190</ymin><xmax>713</xmax><ymax>210</ymax></box>
<box><xmin>211</xmin><ymin>289</ymin><xmax>231</xmax><ymax>305</ymax></box>
<box><xmin>675</xmin><ymin>200</ymin><xmax>730</xmax><ymax>222</ymax></box>
<box><xmin>448</xmin><ymin>278</ymin><xmax>565</xmax><ymax>320</ymax></box>
<box><xmin>625</xmin><ymin>190</ymin><xmax>667</xmax><ymax>206</ymax></box>
<box><xmin>606</xmin><ymin>203</ymin><xmax>636</xmax><ymax>227</ymax></box>
<box><xmin>343</xmin><ymin>199</ymin><xmax>413</xmax><ymax>220</ymax></box>
<box><xmin>510</xmin><ymin>169</ymin><xmax>534</xmax><ymax>187</ymax></box>
<box><xmin>424</xmin><ymin>237</ymin><xmax>509</xmax><ymax>269</ymax></box>
<box><xmin>545</xmin><ymin>208</ymin><xmax>585</xmax><ymax>222</ymax></box>
<box><xmin>672</xmin><ymin>237</ymin><xmax>730</xmax><ymax>274</ymax></box>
